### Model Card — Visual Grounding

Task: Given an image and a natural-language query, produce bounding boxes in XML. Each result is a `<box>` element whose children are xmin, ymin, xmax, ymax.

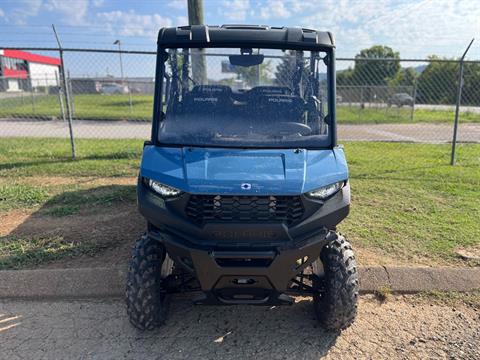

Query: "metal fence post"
<box><xmin>52</xmin><ymin>25</ymin><xmax>76</xmax><ymax>160</ymax></box>
<box><xmin>67</xmin><ymin>71</ymin><xmax>76</xmax><ymax>117</ymax></box>
<box><xmin>451</xmin><ymin>39</ymin><xmax>474</xmax><ymax>166</ymax></box>
<box><xmin>410</xmin><ymin>78</ymin><xmax>417</xmax><ymax>121</ymax></box>
<box><xmin>30</xmin><ymin>87</ymin><xmax>36</xmax><ymax>114</ymax></box>
<box><xmin>55</xmin><ymin>71</ymin><xmax>66</xmax><ymax>122</ymax></box>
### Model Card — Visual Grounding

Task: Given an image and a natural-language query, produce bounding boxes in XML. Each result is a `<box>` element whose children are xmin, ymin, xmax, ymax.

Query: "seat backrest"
<box><xmin>181</xmin><ymin>85</ymin><xmax>233</xmax><ymax>114</ymax></box>
<box><xmin>250</xmin><ymin>94</ymin><xmax>305</xmax><ymax>123</ymax></box>
<box><xmin>247</xmin><ymin>86</ymin><xmax>292</xmax><ymax>97</ymax></box>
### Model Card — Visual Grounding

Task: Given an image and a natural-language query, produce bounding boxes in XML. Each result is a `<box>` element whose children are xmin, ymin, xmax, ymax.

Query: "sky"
<box><xmin>0</xmin><ymin>0</ymin><xmax>478</xmax><ymax>77</ymax></box>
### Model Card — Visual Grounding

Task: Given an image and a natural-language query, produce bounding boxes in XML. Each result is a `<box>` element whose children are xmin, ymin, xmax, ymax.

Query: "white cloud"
<box><xmin>97</xmin><ymin>10</ymin><xmax>172</xmax><ymax>37</ymax></box>
<box><xmin>0</xmin><ymin>8</ymin><xmax>4</xmax><ymax>17</ymax></box>
<box><xmin>45</xmin><ymin>0</ymin><xmax>89</xmax><ymax>25</ymax></box>
<box><xmin>220</xmin><ymin>0</ymin><xmax>250</xmax><ymax>22</ymax></box>
<box><xmin>167</xmin><ymin>0</ymin><xmax>187</xmax><ymax>10</ymax></box>
<box><xmin>301</xmin><ymin>0</ymin><xmax>480</xmax><ymax>58</ymax></box>
<box><xmin>10</xmin><ymin>0</ymin><xmax>42</xmax><ymax>25</ymax></box>
<box><xmin>257</xmin><ymin>0</ymin><xmax>316</xmax><ymax>20</ymax></box>
<box><xmin>288</xmin><ymin>0</ymin><xmax>316</xmax><ymax>13</ymax></box>
<box><xmin>92</xmin><ymin>0</ymin><xmax>105</xmax><ymax>7</ymax></box>
<box><xmin>259</xmin><ymin>0</ymin><xmax>290</xmax><ymax>20</ymax></box>
<box><xmin>175</xmin><ymin>16</ymin><xmax>188</xmax><ymax>26</ymax></box>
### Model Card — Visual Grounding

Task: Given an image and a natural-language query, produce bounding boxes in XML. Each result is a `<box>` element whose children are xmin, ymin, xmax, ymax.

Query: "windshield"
<box><xmin>157</xmin><ymin>47</ymin><xmax>331</xmax><ymax>148</ymax></box>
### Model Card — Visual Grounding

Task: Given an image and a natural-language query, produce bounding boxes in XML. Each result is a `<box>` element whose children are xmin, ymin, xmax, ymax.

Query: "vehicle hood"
<box><xmin>140</xmin><ymin>146</ymin><xmax>348</xmax><ymax>195</ymax></box>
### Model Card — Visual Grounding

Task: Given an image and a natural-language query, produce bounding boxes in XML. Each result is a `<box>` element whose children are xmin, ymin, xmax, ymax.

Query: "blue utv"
<box><xmin>126</xmin><ymin>25</ymin><xmax>359</xmax><ymax>332</ymax></box>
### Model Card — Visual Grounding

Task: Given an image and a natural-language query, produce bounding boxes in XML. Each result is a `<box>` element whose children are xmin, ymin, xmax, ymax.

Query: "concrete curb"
<box><xmin>0</xmin><ymin>266</ymin><xmax>479</xmax><ymax>300</ymax></box>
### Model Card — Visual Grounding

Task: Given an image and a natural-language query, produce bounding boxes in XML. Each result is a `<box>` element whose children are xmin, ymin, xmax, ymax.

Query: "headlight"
<box><xmin>146</xmin><ymin>179</ymin><xmax>182</xmax><ymax>198</ymax></box>
<box><xmin>306</xmin><ymin>181</ymin><xmax>344</xmax><ymax>200</ymax></box>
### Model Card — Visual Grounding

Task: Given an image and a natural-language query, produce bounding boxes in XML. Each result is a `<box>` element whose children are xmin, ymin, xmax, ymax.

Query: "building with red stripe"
<box><xmin>0</xmin><ymin>49</ymin><xmax>61</xmax><ymax>92</ymax></box>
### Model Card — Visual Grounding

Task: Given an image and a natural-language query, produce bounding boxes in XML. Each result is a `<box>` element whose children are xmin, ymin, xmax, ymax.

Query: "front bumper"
<box><xmin>149</xmin><ymin>228</ymin><xmax>333</xmax><ymax>305</ymax></box>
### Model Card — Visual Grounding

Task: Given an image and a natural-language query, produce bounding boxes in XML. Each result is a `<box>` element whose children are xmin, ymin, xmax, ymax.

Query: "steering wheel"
<box><xmin>275</xmin><ymin>122</ymin><xmax>312</xmax><ymax>136</ymax></box>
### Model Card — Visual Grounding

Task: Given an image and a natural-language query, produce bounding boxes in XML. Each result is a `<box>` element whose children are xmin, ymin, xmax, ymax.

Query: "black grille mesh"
<box><xmin>186</xmin><ymin>195</ymin><xmax>304</xmax><ymax>226</ymax></box>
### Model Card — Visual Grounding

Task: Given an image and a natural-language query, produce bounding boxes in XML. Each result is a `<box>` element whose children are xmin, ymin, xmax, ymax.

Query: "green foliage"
<box><xmin>417</xmin><ymin>57</ymin><xmax>458</xmax><ymax>105</ymax></box>
<box><xmin>462</xmin><ymin>62</ymin><xmax>480</xmax><ymax>105</ymax></box>
<box><xmin>43</xmin><ymin>205</ymin><xmax>81</xmax><ymax>217</ymax></box>
<box><xmin>274</xmin><ymin>50</ymin><xmax>310</xmax><ymax>89</ymax></box>
<box><xmin>389</xmin><ymin>67</ymin><xmax>418</xmax><ymax>87</ymax></box>
<box><xmin>353</xmin><ymin>45</ymin><xmax>401</xmax><ymax>85</ymax></box>
<box><xmin>233</xmin><ymin>61</ymin><xmax>273</xmax><ymax>87</ymax></box>
<box><xmin>0</xmin><ymin>184</ymin><xmax>49</xmax><ymax>211</ymax></box>
<box><xmin>0</xmin><ymin>235</ymin><xmax>105</xmax><ymax>269</ymax></box>
<box><xmin>417</xmin><ymin>58</ymin><xmax>480</xmax><ymax>105</ymax></box>
<box><xmin>336</xmin><ymin>67</ymin><xmax>354</xmax><ymax>86</ymax></box>
<box><xmin>274</xmin><ymin>50</ymin><xmax>297</xmax><ymax>87</ymax></box>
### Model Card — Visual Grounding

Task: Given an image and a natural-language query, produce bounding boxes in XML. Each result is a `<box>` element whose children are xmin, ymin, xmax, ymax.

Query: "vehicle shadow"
<box><xmin>1</xmin><ymin>185</ymin><xmax>142</xmax><ymax>269</ymax></box>
<box><xmin>124</xmin><ymin>297</ymin><xmax>340</xmax><ymax>359</ymax></box>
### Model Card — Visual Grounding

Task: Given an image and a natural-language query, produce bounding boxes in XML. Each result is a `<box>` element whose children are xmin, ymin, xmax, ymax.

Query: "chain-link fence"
<box><xmin>0</xmin><ymin>47</ymin><xmax>479</xmax><ymax>159</ymax></box>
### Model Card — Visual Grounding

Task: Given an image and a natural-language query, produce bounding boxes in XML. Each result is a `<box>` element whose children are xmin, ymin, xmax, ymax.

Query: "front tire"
<box><xmin>126</xmin><ymin>235</ymin><xmax>173</xmax><ymax>330</ymax></box>
<box><xmin>312</xmin><ymin>234</ymin><xmax>359</xmax><ymax>331</ymax></box>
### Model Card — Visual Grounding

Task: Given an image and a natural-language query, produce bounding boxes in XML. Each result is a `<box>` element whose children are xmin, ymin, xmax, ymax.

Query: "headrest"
<box><xmin>190</xmin><ymin>85</ymin><xmax>232</xmax><ymax>96</ymax></box>
<box><xmin>182</xmin><ymin>85</ymin><xmax>233</xmax><ymax>112</ymax></box>
<box><xmin>256</xmin><ymin>94</ymin><xmax>304</xmax><ymax>107</ymax></box>
<box><xmin>248</xmin><ymin>86</ymin><xmax>292</xmax><ymax>96</ymax></box>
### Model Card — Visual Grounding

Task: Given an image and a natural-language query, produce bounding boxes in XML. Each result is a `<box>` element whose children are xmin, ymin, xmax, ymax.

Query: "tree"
<box><xmin>416</xmin><ymin>56</ymin><xmax>457</xmax><ymax>104</ymax></box>
<box><xmin>275</xmin><ymin>51</ymin><xmax>297</xmax><ymax>87</ymax></box>
<box><xmin>462</xmin><ymin>62</ymin><xmax>480</xmax><ymax>106</ymax></box>
<box><xmin>416</xmin><ymin>57</ymin><xmax>480</xmax><ymax>105</ymax></box>
<box><xmin>274</xmin><ymin>51</ymin><xmax>310</xmax><ymax>92</ymax></box>
<box><xmin>233</xmin><ymin>61</ymin><xmax>272</xmax><ymax>87</ymax></box>
<box><xmin>352</xmin><ymin>45</ymin><xmax>400</xmax><ymax>85</ymax></box>
<box><xmin>336</xmin><ymin>67</ymin><xmax>354</xmax><ymax>86</ymax></box>
<box><xmin>389</xmin><ymin>67</ymin><xmax>417</xmax><ymax>87</ymax></box>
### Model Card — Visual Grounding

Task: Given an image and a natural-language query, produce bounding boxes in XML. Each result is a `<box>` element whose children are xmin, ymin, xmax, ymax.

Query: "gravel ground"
<box><xmin>1</xmin><ymin>295</ymin><xmax>479</xmax><ymax>359</ymax></box>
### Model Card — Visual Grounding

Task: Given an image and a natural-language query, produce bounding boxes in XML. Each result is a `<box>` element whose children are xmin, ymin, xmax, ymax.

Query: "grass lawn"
<box><xmin>0</xmin><ymin>138</ymin><xmax>479</xmax><ymax>269</ymax></box>
<box><xmin>0</xmin><ymin>94</ymin><xmax>153</xmax><ymax>121</ymax></box>
<box><xmin>337</xmin><ymin>105</ymin><xmax>480</xmax><ymax>124</ymax></box>
<box><xmin>1</xmin><ymin>93</ymin><xmax>480</xmax><ymax>124</ymax></box>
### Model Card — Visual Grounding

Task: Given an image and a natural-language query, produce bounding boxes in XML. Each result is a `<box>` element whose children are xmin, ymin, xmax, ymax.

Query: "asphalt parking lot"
<box><xmin>1</xmin><ymin>119</ymin><xmax>479</xmax><ymax>143</ymax></box>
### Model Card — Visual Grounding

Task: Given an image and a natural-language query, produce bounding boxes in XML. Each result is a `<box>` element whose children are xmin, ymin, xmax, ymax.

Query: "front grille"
<box><xmin>186</xmin><ymin>195</ymin><xmax>304</xmax><ymax>226</ymax></box>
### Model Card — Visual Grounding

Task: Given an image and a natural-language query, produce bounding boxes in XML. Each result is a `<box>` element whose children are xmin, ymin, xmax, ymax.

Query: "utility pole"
<box><xmin>187</xmin><ymin>0</ymin><xmax>207</xmax><ymax>84</ymax></box>
<box><xmin>114</xmin><ymin>39</ymin><xmax>133</xmax><ymax>113</ymax></box>
<box><xmin>113</xmin><ymin>40</ymin><xmax>125</xmax><ymax>81</ymax></box>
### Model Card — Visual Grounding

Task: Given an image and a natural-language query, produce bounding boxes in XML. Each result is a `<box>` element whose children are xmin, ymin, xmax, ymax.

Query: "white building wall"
<box><xmin>28</xmin><ymin>62</ymin><xmax>60</xmax><ymax>88</ymax></box>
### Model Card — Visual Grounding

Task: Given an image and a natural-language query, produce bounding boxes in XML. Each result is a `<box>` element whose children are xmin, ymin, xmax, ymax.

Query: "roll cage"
<box><xmin>151</xmin><ymin>25</ymin><xmax>337</xmax><ymax>148</ymax></box>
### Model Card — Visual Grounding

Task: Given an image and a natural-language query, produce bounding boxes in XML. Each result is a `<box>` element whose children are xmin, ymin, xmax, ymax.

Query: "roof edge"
<box><xmin>157</xmin><ymin>25</ymin><xmax>335</xmax><ymax>50</ymax></box>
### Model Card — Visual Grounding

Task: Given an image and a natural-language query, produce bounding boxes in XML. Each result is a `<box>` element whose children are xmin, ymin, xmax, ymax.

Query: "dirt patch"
<box><xmin>456</xmin><ymin>245</ymin><xmax>480</xmax><ymax>263</ymax></box>
<box><xmin>0</xmin><ymin>210</ymin><xmax>33</xmax><ymax>236</ymax></box>
<box><xmin>355</xmin><ymin>246</ymin><xmax>408</xmax><ymax>266</ymax></box>
<box><xmin>3</xmin><ymin>202</ymin><xmax>143</xmax><ymax>269</ymax></box>
<box><xmin>354</xmin><ymin>244</ymin><xmax>455</xmax><ymax>267</ymax></box>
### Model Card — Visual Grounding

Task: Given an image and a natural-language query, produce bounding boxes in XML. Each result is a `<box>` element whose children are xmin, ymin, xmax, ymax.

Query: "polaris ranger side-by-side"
<box><xmin>126</xmin><ymin>25</ymin><xmax>359</xmax><ymax>331</ymax></box>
